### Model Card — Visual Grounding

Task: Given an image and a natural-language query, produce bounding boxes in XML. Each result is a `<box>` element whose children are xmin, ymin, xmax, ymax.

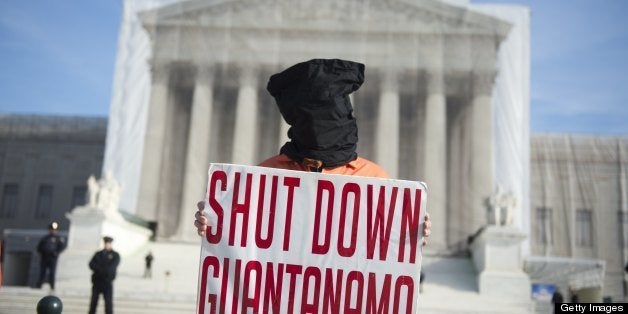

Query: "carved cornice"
<box><xmin>195</xmin><ymin>65</ymin><xmax>215</xmax><ymax>85</ymax></box>
<box><xmin>0</xmin><ymin>115</ymin><xmax>107</xmax><ymax>142</ymax></box>
<box><xmin>148</xmin><ymin>61</ymin><xmax>173</xmax><ymax>84</ymax></box>
<box><xmin>380</xmin><ymin>69</ymin><xmax>401</xmax><ymax>91</ymax></box>
<box><xmin>425</xmin><ymin>70</ymin><xmax>445</xmax><ymax>94</ymax></box>
<box><xmin>141</xmin><ymin>0</ymin><xmax>511</xmax><ymax>39</ymax></box>
<box><xmin>472</xmin><ymin>70</ymin><xmax>497</xmax><ymax>95</ymax></box>
<box><xmin>235</xmin><ymin>64</ymin><xmax>260</xmax><ymax>86</ymax></box>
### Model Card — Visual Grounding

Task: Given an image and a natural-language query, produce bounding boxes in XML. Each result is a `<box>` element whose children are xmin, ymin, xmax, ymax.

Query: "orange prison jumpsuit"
<box><xmin>258</xmin><ymin>154</ymin><xmax>389</xmax><ymax>179</ymax></box>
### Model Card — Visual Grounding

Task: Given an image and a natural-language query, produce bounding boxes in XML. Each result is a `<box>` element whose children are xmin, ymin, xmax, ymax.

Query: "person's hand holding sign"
<box><xmin>422</xmin><ymin>212</ymin><xmax>431</xmax><ymax>246</ymax></box>
<box><xmin>194</xmin><ymin>202</ymin><xmax>209</xmax><ymax>236</ymax></box>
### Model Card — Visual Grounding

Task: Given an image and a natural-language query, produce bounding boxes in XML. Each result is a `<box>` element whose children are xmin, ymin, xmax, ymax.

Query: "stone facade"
<box><xmin>530</xmin><ymin>134</ymin><xmax>628</xmax><ymax>302</ymax></box>
<box><xmin>0</xmin><ymin>114</ymin><xmax>106</xmax><ymax>286</ymax></box>
<box><xmin>1</xmin><ymin>2</ymin><xmax>625</xmax><ymax>302</ymax></box>
<box><xmin>0</xmin><ymin>115</ymin><xmax>106</xmax><ymax>234</ymax></box>
<box><xmin>106</xmin><ymin>0</ymin><xmax>527</xmax><ymax>250</ymax></box>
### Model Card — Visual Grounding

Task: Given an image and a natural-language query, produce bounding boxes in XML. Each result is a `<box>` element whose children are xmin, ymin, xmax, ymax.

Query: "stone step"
<box><xmin>0</xmin><ymin>288</ymin><xmax>195</xmax><ymax>314</ymax></box>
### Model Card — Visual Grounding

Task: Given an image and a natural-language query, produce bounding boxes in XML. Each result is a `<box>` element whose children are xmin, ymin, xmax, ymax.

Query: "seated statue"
<box><xmin>86</xmin><ymin>171</ymin><xmax>121</xmax><ymax>212</ymax></box>
<box><xmin>487</xmin><ymin>186</ymin><xmax>517</xmax><ymax>226</ymax></box>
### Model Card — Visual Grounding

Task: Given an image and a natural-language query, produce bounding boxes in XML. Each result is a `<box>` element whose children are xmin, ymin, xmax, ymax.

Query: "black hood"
<box><xmin>267</xmin><ymin>59</ymin><xmax>364</xmax><ymax>168</ymax></box>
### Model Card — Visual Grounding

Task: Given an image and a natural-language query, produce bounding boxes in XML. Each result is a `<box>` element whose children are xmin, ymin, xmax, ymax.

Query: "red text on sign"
<box><xmin>205</xmin><ymin>171</ymin><xmax>301</xmax><ymax>250</ymax></box>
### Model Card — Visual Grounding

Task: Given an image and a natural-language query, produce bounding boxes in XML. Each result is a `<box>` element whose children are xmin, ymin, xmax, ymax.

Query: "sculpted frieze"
<box><xmin>150</xmin><ymin>0</ymin><xmax>508</xmax><ymax>35</ymax></box>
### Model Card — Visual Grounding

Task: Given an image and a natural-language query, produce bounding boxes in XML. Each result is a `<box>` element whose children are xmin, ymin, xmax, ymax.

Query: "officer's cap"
<box><xmin>48</xmin><ymin>221</ymin><xmax>59</xmax><ymax>230</ymax></box>
<box><xmin>103</xmin><ymin>236</ymin><xmax>114</xmax><ymax>243</ymax></box>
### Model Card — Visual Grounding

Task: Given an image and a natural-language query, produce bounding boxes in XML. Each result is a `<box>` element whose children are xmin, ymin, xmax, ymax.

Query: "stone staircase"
<box><xmin>419</xmin><ymin>256</ymin><xmax>535</xmax><ymax>313</ymax></box>
<box><xmin>1</xmin><ymin>241</ymin><xmax>199</xmax><ymax>314</ymax></box>
<box><xmin>0</xmin><ymin>289</ymin><xmax>195</xmax><ymax>314</ymax></box>
<box><xmin>0</xmin><ymin>242</ymin><xmax>537</xmax><ymax>313</ymax></box>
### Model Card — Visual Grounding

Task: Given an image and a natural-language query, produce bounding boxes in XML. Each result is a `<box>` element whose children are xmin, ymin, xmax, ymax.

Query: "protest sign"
<box><xmin>197</xmin><ymin>163</ymin><xmax>427</xmax><ymax>314</ymax></box>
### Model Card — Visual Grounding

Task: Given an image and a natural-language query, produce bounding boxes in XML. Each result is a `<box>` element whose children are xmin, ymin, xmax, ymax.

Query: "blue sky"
<box><xmin>0</xmin><ymin>1</ymin><xmax>627</xmax><ymax>135</ymax></box>
<box><xmin>0</xmin><ymin>1</ymin><xmax>121</xmax><ymax>117</ymax></box>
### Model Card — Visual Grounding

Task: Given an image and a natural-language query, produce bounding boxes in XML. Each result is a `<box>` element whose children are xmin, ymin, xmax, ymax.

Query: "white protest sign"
<box><xmin>197</xmin><ymin>163</ymin><xmax>427</xmax><ymax>314</ymax></box>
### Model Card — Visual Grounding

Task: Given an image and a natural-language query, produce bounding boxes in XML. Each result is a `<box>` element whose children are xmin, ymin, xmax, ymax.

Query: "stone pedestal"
<box><xmin>56</xmin><ymin>206</ymin><xmax>152</xmax><ymax>285</ymax></box>
<box><xmin>470</xmin><ymin>225</ymin><xmax>530</xmax><ymax>302</ymax></box>
<box><xmin>65</xmin><ymin>206</ymin><xmax>152</xmax><ymax>255</ymax></box>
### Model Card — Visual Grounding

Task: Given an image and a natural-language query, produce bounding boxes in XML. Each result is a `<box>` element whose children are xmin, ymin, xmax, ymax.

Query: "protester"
<box><xmin>551</xmin><ymin>289</ymin><xmax>564</xmax><ymax>304</ymax></box>
<box><xmin>194</xmin><ymin>58</ymin><xmax>431</xmax><ymax>242</ymax></box>
<box><xmin>570</xmin><ymin>288</ymin><xmax>579</xmax><ymax>303</ymax></box>
<box><xmin>144</xmin><ymin>251</ymin><xmax>154</xmax><ymax>278</ymax></box>
<box><xmin>0</xmin><ymin>240</ymin><xmax>3</xmax><ymax>288</ymax></box>
<box><xmin>420</xmin><ymin>270</ymin><xmax>426</xmax><ymax>293</ymax></box>
<box><xmin>88</xmin><ymin>236</ymin><xmax>120</xmax><ymax>314</ymax></box>
<box><xmin>37</xmin><ymin>221</ymin><xmax>66</xmax><ymax>291</ymax></box>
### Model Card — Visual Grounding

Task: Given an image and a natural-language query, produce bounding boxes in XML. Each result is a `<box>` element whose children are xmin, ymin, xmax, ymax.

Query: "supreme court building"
<box><xmin>104</xmin><ymin>0</ymin><xmax>530</xmax><ymax>253</ymax></box>
<box><xmin>0</xmin><ymin>1</ymin><xmax>532</xmax><ymax>307</ymax></box>
<box><xmin>4</xmin><ymin>0</ymin><xmax>628</xmax><ymax>305</ymax></box>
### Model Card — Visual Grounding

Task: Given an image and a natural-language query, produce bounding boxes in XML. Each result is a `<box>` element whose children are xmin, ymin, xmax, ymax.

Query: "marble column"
<box><xmin>232</xmin><ymin>66</ymin><xmax>258</xmax><ymax>165</ymax></box>
<box><xmin>470</xmin><ymin>71</ymin><xmax>495</xmax><ymax>233</ymax></box>
<box><xmin>375</xmin><ymin>73</ymin><xmax>400</xmax><ymax>178</ymax></box>
<box><xmin>176</xmin><ymin>66</ymin><xmax>214</xmax><ymax>241</ymax></box>
<box><xmin>137</xmin><ymin>62</ymin><xmax>170</xmax><ymax>220</ymax></box>
<box><xmin>423</xmin><ymin>69</ymin><xmax>447</xmax><ymax>251</ymax></box>
<box><xmin>278</xmin><ymin>119</ymin><xmax>290</xmax><ymax>152</ymax></box>
<box><xmin>420</xmin><ymin>34</ymin><xmax>448</xmax><ymax>250</ymax></box>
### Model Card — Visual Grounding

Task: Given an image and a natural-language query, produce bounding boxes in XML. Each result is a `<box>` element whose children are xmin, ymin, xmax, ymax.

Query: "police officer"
<box><xmin>88</xmin><ymin>236</ymin><xmax>120</xmax><ymax>314</ymax></box>
<box><xmin>37</xmin><ymin>221</ymin><xmax>66</xmax><ymax>290</ymax></box>
<box><xmin>144</xmin><ymin>251</ymin><xmax>153</xmax><ymax>278</ymax></box>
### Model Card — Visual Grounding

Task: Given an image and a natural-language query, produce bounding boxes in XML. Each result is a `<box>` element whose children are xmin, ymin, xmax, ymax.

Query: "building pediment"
<box><xmin>141</xmin><ymin>0</ymin><xmax>511</xmax><ymax>38</ymax></box>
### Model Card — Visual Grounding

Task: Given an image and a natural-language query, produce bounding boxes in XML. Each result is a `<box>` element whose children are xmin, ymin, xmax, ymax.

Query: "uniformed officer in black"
<box><xmin>88</xmin><ymin>236</ymin><xmax>120</xmax><ymax>314</ymax></box>
<box><xmin>37</xmin><ymin>221</ymin><xmax>66</xmax><ymax>290</ymax></box>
